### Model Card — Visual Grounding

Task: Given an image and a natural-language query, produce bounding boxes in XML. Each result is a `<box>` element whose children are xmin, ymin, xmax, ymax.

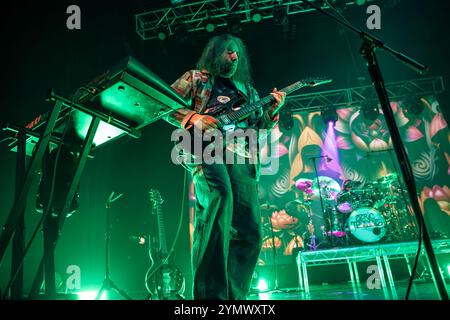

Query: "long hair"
<box><xmin>196</xmin><ymin>34</ymin><xmax>253</xmax><ymax>84</ymax></box>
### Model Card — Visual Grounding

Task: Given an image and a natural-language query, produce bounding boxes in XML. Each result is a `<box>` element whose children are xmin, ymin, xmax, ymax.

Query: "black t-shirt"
<box><xmin>204</xmin><ymin>77</ymin><xmax>239</xmax><ymax>116</ymax></box>
<box><xmin>205</xmin><ymin>77</ymin><xmax>253</xmax><ymax>129</ymax></box>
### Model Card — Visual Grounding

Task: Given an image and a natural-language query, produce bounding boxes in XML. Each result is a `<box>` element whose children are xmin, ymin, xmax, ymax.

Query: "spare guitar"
<box><xmin>146</xmin><ymin>189</ymin><xmax>185</xmax><ymax>300</ymax></box>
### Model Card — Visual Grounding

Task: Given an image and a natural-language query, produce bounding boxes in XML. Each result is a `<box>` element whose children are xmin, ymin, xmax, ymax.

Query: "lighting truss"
<box><xmin>287</xmin><ymin>76</ymin><xmax>445</xmax><ymax>112</ymax></box>
<box><xmin>135</xmin><ymin>0</ymin><xmax>379</xmax><ymax>40</ymax></box>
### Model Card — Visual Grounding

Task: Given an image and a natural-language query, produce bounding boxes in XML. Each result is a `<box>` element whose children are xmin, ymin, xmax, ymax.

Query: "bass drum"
<box><xmin>346</xmin><ymin>207</ymin><xmax>387</xmax><ymax>243</ymax></box>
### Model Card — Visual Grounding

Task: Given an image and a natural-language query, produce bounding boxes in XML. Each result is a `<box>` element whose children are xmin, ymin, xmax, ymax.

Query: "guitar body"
<box><xmin>147</xmin><ymin>264</ymin><xmax>185</xmax><ymax>300</ymax></box>
<box><xmin>147</xmin><ymin>189</ymin><xmax>185</xmax><ymax>300</ymax></box>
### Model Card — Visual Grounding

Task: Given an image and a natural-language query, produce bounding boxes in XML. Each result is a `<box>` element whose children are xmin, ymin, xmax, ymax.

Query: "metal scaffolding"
<box><xmin>135</xmin><ymin>0</ymin><xmax>379</xmax><ymax>41</ymax></box>
<box><xmin>286</xmin><ymin>76</ymin><xmax>445</xmax><ymax>112</ymax></box>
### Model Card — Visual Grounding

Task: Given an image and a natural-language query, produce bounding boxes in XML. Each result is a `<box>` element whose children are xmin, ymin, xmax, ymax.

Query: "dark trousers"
<box><xmin>191</xmin><ymin>161</ymin><xmax>262</xmax><ymax>300</ymax></box>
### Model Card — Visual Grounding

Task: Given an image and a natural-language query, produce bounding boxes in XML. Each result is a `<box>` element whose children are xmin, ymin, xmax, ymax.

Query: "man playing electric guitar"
<box><xmin>164</xmin><ymin>34</ymin><xmax>286</xmax><ymax>300</ymax></box>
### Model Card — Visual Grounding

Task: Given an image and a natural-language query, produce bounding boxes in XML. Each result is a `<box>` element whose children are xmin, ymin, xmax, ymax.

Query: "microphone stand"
<box><xmin>95</xmin><ymin>192</ymin><xmax>133</xmax><ymax>300</ymax></box>
<box><xmin>306</xmin><ymin>1</ymin><xmax>448</xmax><ymax>300</ymax></box>
<box><xmin>264</xmin><ymin>210</ymin><xmax>302</xmax><ymax>294</ymax></box>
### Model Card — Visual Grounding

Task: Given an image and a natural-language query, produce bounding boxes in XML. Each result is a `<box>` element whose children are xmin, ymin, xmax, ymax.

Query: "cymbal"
<box><xmin>295</xmin><ymin>179</ymin><xmax>313</xmax><ymax>193</ymax></box>
<box><xmin>311</xmin><ymin>176</ymin><xmax>341</xmax><ymax>200</ymax></box>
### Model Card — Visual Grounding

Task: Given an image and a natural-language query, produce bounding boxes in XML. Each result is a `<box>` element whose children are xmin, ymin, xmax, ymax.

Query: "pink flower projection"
<box><xmin>335</xmin><ymin>107</ymin><xmax>391</xmax><ymax>153</ymax></box>
<box><xmin>270</xmin><ymin>209</ymin><xmax>299</xmax><ymax>230</ymax></box>
<box><xmin>420</xmin><ymin>185</ymin><xmax>450</xmax><ymax>217</ymax></box>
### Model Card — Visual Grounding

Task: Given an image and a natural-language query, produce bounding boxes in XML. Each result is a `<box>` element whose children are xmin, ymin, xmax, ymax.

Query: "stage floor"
<box><xmin>246</xmin><ymin>278</ymin><xmax>449</xmax><ymax>300</ymax></box>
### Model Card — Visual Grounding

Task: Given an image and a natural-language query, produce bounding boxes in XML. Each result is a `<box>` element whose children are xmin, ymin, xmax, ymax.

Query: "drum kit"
<box><xmin>286</xmin><ymin>173</ymin><xmax>419</xmax><ymax>249</ymax></box>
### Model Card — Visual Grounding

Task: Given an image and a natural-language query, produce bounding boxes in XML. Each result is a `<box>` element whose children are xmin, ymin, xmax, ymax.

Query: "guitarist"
<box><xmin>164</xmin><ymin>34</ymin><xmax>285</xmax><ymax>300</ymax></box>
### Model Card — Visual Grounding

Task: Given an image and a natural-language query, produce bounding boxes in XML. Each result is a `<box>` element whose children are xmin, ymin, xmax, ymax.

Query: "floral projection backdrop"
<box><xmin>188</xmin><ymin>95</ymin><xmax>449</xmax><ymax>267</ymax></box>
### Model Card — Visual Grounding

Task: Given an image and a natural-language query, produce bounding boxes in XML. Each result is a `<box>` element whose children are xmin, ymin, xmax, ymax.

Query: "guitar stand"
<box><xmin>95</xmin><ymin>192</ymin><xmax>132</xmax><ymax>300</ymax></box>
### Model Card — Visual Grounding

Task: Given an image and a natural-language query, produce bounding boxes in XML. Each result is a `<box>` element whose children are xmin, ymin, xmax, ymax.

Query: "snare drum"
<box><xmin>336</xmin><ymin>191</ymin><xmax>355</xmax><ymax>214</ymax></box>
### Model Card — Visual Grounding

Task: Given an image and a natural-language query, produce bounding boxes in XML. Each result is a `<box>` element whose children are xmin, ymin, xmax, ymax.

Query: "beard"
<box><xmin>220</xmin><ymin>62</ymin><xmax>238</xmax><ymax>78</ymax></box>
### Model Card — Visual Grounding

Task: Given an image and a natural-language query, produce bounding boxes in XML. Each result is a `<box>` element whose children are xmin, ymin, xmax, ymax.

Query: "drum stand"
<box><xmin>328</xmin><ymin>206</ymin><xmax>349</xmax><ymax>247</ymax></box>
<box><xmin>310</xmin><ymin>156</ymin><xmax>335</xmax><ymax>247</ymax></box>
<box><xmin>303</xmin><ymin>204</ymin><xmax>318</xmax><ymax>251</ymax></box>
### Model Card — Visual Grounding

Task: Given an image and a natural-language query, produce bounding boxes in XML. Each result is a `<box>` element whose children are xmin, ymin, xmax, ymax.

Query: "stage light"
<box><xmin>447</xmin><ymin>264</ymin><xmax>450</xmax><ymax>277</ymax></box>
<box><xmin>252</xmin><ymin>10</ymin><xmax>262</xmax><ymax>23</ymax></box>
<box><xmin>356</xmin><ymin>0</ymin><xmax>367</xmax><ymax>5</ymax></box>
<box><xmin>257</xmin><ymin>278</ymin><xmax>268</xmax><ymax>291</ymax></box>
<box><xmin>321</xmin><ymin>107</ymin><xmax>338</xmax><ymax>126</ymax></box>
<box><xmin>206</xmin><ymin>23</ymin><xmax>215</xmax><ymax>33</ymax></box>
<box><xmin>158</xmin><ymin>31</ymin><xmax>167</xmax><ymax>41</ymax></box>
<box><xmin>75</xmin><ymin>290</ymin><xmax>107</xmax><ymax>300</ymax></box>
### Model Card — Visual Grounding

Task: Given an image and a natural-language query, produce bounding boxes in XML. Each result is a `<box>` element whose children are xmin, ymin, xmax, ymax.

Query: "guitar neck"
<box><xmin>224</xmin><ymin>81</ymin><xmax>305</xmax><ymax>124</ymax></box>
<box><xmin>156</xmin><ymin>204</ymin><xmax>168</xmax><ymax>256</ymax></box>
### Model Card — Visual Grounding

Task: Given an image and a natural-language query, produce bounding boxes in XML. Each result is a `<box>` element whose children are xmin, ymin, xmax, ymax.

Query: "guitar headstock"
<box><xmin>302</xmin><ymin>77</ymin><xmax>333</xmax><ymax>87</ymax></box>
<box><xmin>149</xmin><ymin>188</ymin><xmax>164</xmax><ymax>205</ymax></box>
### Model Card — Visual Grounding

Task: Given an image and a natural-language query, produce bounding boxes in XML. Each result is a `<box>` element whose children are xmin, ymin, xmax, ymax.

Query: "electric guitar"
<box><xmin>208</xmin><ymin>77</ymin><xmax>333</xmax><ymax>131</ymax></box>
<box><xmin>147</xmin><ymin>189</ymin><xmax>185</xmax><ymax>300</ymax></box>
<box><xmin>184</xmin><ymin>77</ymin><xmax>332</xmax><ymax>158</ymax></box>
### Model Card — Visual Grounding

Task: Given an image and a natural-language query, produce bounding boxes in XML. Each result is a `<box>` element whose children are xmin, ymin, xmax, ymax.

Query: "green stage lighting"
<box><xmin>257</xmin><ymin>278</ymin><xmax>268</xmax><ymax>291</ymax></box>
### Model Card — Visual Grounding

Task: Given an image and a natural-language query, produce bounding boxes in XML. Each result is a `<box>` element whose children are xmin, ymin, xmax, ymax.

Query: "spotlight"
<box><xmin>252</xmin><ymin>10</ymin><xmax>262</xmax><ymax>23</ymax></box>
<box><xmin>257</xmin><ymin>278</ymin><xmax>268</xmax><ymax>291</ymax></box>
<box><xmin>206</xmin><ymin>23</ymin><xmax>215</xmax><ymax>32</ymax></box>
<box><xmin>356</xmin><ymin>0</ymin><xmax>367</xmax><ymax>5</ymax></box>
<box><xmin>75</xmin><ymin>290</ymin><xmax>107</xmax><ymax>300</ymax></box>
<box><xmin>321</xmin><ymin>107</ymin><xmax>338</xmax><ymax>126</ymax></box>
<box><xmin>157</xmin><ymin>31</ymin><xmax>167</xmax><ymax>41</ymax></box>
